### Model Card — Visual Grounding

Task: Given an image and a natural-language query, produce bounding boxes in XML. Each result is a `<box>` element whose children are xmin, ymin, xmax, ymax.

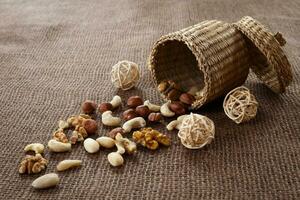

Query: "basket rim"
<box><xmin>147</xmin><ymin>32</ymin><xmax>211</xmax><ymax>109</ymax></box>
<box><xmin>233</xmin><ymin>16</ymin><xmax>293</xmax><ymax>93</ymax></box>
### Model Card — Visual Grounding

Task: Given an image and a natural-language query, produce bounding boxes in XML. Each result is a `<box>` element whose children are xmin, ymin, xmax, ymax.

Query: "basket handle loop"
<box><xmin>274</xmin><ymin>32</ymin><xmax>286</xmax><ymax>46</ymax></box>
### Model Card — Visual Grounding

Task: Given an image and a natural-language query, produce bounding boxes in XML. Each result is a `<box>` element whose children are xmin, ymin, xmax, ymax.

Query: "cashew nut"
<box><xmin>96</xmin><ymin>136</ymin><xmax>115</xmax><ymax>148</ymax></box>
<box><xmin>122</xmin><ymin>117</ymin><xmax>146</xmax><ymax>133</ymax></box>
<box><xmin>110</xmin><ymin>95</ymin><xmax>122</xmax><ymax>108</ymax></box>
<box><xmin>24</xmin><ymin>143</ymin><xmax>45</xmax><ymax>154</ymax></box>
<box><xmin>32</xmin><ymin>173</ymin><xmax>59</xmax><ymax>189</ymax></box>
<box><xmin>115</xmin><ymin>141</ymin><xmax>125</xmax><ymax>154</ymax></box>
<box><xmin>107</xmin><ymin>152</ymin><xmax>124</xmax><ymax>167</ymax></box>
<box><xmin>115</xmin><ymin>133</ymin><xmax>137</xmax><ymax>154</ymax></box>
<box><xmin>56</xmin><ymin>160</ymin><xmax>82</xmax><ymax>171</ymax></box>
<box><xmin>48</xmin><ymin>139</ymin><xmax>71</xmax><ymax>152</ymax></box>
<box><xmin>144</xmin><ymin>100</ymin><xmax>161</xmax><ymax>112</ymax></box>
<box><xmin>166</xmin><ymin>115</ymin><xmax>188</xmax><ymax>131</ymax></box>
<box><xmin>160</xmin><ymin>101</ymin><xmax>175</xmax><ymax>117</ymax></box>
<box><xmin>102</xmin><ymin>111</ymin><xmax>121</xmax><ymax>126</ymax></box>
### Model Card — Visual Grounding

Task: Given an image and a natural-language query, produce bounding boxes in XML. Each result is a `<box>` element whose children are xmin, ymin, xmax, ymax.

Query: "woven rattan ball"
<box><xmin>223</xmin><ymin>86</ymin><xmax>258</xmax><ymax>124</ymax></box>
<box><xmin>111</xmin><ymin>60</ymin><xmax>140</xmax><ymax>90</ymax></box>
<box><xmin>178</xmin><ymin>113</ymin><xmax>215</xmax><ymax>149</ymax></box>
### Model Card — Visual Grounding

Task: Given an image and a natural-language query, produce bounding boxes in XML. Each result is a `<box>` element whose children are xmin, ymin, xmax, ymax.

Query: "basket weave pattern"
<box><xmin>148</xmin><ymin>20</ymin><xmax>251</xmax><ymax>109</ymax></box>
<box><xmin>234</xmin><ymin>16</ymin><xmax>293</xmax><ymax>93</ymax></box>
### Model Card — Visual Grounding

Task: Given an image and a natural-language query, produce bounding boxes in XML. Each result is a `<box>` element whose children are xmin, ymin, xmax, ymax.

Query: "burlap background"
<box><xmin>0</xmin><ymin>0</ymin><xmax>299</xmax><ymax>199</ymax></box>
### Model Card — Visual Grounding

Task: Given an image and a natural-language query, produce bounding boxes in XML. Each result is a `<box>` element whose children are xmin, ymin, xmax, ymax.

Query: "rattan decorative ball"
<box><xmin>111</xmin><ymin>60</ymin><xmax>140</xmax><ymax>90</ymax></box>
<box><xmin>223</xmin><ymin>86</ymin><xmax>258</xmax><ymax>124</ymax></box>
<box><xmin>178</xmin><ymin>113</ymin><xmax>215</xmax><ymax>149</ymax></box>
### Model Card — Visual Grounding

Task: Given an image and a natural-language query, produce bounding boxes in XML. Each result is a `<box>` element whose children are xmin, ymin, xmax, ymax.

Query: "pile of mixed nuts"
<box><xmin>19</xmin><ymin>84</ymin><xmax>197</xmax><ymax>189</ymax></box>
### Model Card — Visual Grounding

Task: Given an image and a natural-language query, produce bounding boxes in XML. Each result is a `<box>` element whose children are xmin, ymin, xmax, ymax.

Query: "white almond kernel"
<box><xmin>48</xmin><ymin>139</ymin><xmax>71</xmax><ymax>152</ymax></box>
<box><xmin>83</xmin><ymin>138</ymin><xmax>99</xmax><ymax>153</ymax></box>
<box><xmin>56</xmin><ymin>160</ymin><xmax>82</xmax><ymax>171</ymax></box>
<box><xmin>96</xmin><ymin>137</ymin><xmax>115</xmax><ymax>148</ymax></box>
<box><xmin>107</xmin><ymin>152</ymin><xmax>124</xmax><ymax>167</ymax></box>
<box><xmin>32</xmin><ymin>173</ymin><xmax>59</xmax><ymax>189</ymax></box>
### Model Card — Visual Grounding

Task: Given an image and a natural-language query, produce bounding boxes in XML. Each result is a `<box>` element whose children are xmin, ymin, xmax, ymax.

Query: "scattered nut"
<box><xmin>166</xmin><ymin>115</ymin><xmax>188</xmax><ymax>131</ymax></box>
<box><xmin>19</xmin><ymin>153</ymin><xmax>48</xmax><ymax>174</ymax></box>
<box><xmin>110</xmin><ymin>95</ymin><xmax>122</xmax><ymax>109</ymax></box>
<box><xmin>102</xmin><ymin>111</ymin><xmax>121</xmax><ymax>126</ymax></box>
<box><xmin>167</xmin><ymin>89</ymin><xmax>181</xmax><ymax>101</ymax></box>
<box><xmin>70</xmin><ymin>130</ymin><xmax>84</xmax><ymax>144</ymax></box>
<box><xmin>48</xmin><ymin>139</ymin><xmax>71</xmax><ymax>152</ymax></box>
<box><xmin>107</xmin><ymin>152</ymin><xmax>124</xmax><ymax>167</ymax></box>
<box><xmin>123</xmin><ymin>109</ymin><xmax>138</xmax><ymax>121</ymax></box>
<box><xmin>98</xmin><ymin>102</ymin><xmax>113</xmax><ymax>113</ymax></box>
<box><xmin>157</xmin><ymin>81</ymin><xmax>169</xmax><ymax>93</ymax></box>
<box><xmin>179</xmin><ymin>93</ymin><xmax>195</xmax><ymax>105</ymax></box>
<box><xmin>115</xmin><ymin>133</ymin><xmax>137</xmax><ymax>154</ymax></box>
<box><xmin>127</xmin><ymin>96</ymin><xmax>143</xmax><ymax>108</ymax></box>
<box><xmin>96</xmin><ymin>136</ymin><xmax>115</xmax><ymax>148</ymax></box>
<box><xmin>169</xmin><ymin>102</ymin><xmax>186</xmax><ymax>115</ymax></box>
<box><xmin>144</xmin><ymin>100</ymin><xmax>161</xmax><ymax>112</ymax></box>
<box><xmin>83</xmin><ymin>138</ymin><xmax>100</xmax><ymax>153</ymax></box>
<box><xmin>122</xmin><ymin>117</ymin><xmax>146</xmax><ymax>133</ymax></box>
<box><xmin>56</xmin><ymin>160</ymin><xmax>82</xmax><ymax>171</ymax></box>
<box><xmin>82</xmin><ymin>119</ymin><xmax>98</xmax><ymax>134</ymax></box>
<box><xmin>58</xmin><ymin>120</ymin><xmax>69</xmax><ymax>129</ymax></box>
<box><xmin>160</xmin><ymin>101</ymin><xmax>175</xmax><ymax>117</ymax></box>
<box><xmin>32</xmin><ymin>173</ymin><xmax>59</xmax><ymax>189</ymax></box>
<box><xmin>78</xmin><ymin>127</ymin><xmax>88</xmax><ymax>138</ymax></box>
<box><xmin>132</xmin><ymin>127</ymin><xmax>171</xmax><ymax>150</ymax></box>
<box><xmin>107</xmin><ymin>127</ymin><xmax>125</xmax><ymax>139</ymax></box>
<box><xmin>135</xmin><ymin>105</ymin><xmax>150</xmax><ymax>118</ymax></box>
<box><xmin>52</xmin><ymin>130</ymin><xmax>68</xmax><ymax>143</ymax></box>
<box><xmin>81</xmin><ymin>100</ymin><xmax>97</xmax><ymax>114</ymax></box>
<box><xmin>24</xmin><ymin>143</ymin><xmax>45</xmax><ymax>154</ymax></box>
<box><xmin>148</xmin><ymin>112</ymin><xmax>162</xmax><ymax>122</ymax></box>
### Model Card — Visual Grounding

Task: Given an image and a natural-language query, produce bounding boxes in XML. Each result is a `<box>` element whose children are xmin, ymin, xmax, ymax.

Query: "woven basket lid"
<box><xmin>233</xmin><ymin>16</ymin><xmax>293</xmax><ymax>93</ymax></box>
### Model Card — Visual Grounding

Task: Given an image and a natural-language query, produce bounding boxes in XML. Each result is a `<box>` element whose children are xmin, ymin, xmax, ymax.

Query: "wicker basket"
<box><xmin>148</xmin><ymin>20</ymin><xmax>251</xmax><ymax>109</ymax></box>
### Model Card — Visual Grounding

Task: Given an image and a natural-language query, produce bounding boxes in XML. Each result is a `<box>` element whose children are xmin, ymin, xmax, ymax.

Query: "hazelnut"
<box><xmin>81</xmin><ymin>100</ymin><xmax>97</xmax><ymax>114</ymax></box>
<box><xmin>167</xmin><ymin>89</ymin><xmax>181</xmax><ymax>101</ymax></box>
<box><xmin>107</xmin><ymin>127</ymin><xmax>125</xmax><ymax>139</ymax></box>
<box><xmin>82</xmin><ymin>119</ymin><xmax>98</xmax><ymax>135</ymax></box>
<box><xmin>135</xmin><ymin>105</ymin><xmax>150</xmax><ymax>118</ymax></box>
<box><xmin>179</xmin><ymin>93</ymin><xmax>195</xmax><ymax>105</ymax></box>
<box><xmin>127</xmin><ymin>96</ymin><xmax>143</xmax><ymax>108</ymax></box>
<box><xmin>148</xmin><ymin>113</ymin><xmax>162</xmax><ymax>122</ymax></box>
<box><xmin>98</xmin><ymin>102</ymin><xmax>113</xmax><ymax>113</ymax></box>
<box><xmin>169</xmin><ymin>102</ymin><xmax>186</xmax><ymax>115</ymax></box>
<box><xmin>157</xmin><ymin>81</ymin><xmax>169</xmax><ymax>93</ymax></box>
<box><xmin>123</xmin><ymin>109</ymin><xmax>138</xmax><ymax>121</ymax></box>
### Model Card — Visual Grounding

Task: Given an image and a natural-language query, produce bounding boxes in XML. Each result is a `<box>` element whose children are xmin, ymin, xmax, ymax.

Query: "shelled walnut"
<box><xmin>132</xmin><ymin>127</ymin><xmax>170</xmax><ymax>150</ymax></box>
<box><xmin>19</xmin><ymin>154</ymin><xmax>48</xmax><ymax>174</ymax></box>
<box><xmin>52</xmin><ymin>130</ymin><xmax>68</xmax><ymax>143</ymax></box>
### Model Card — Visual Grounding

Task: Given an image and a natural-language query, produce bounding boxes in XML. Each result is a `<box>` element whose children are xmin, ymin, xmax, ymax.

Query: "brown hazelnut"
<box><xmin>123</xmin><ymin>109</ymin><xmax>138</xmax><ymax>121</ymax></box>
<box><xmin>127</xmin><ymin>96</ymin><xmax>143</xmax><ymax>108</ymax></box>
<box><xmin>135</xmin><ymin>105</ymin><xmax>150</xmax><ymax>118</ymax></box>
<box><xmin>82</xmin><ymin>119</ymin><xmax>98</xmax><ymax>135</ymax></box>
<box><xmin>81</xmin><ymin>100</ymin><xmax>97</xmax><ymax>114</ymax></box>
<box><xmin>148</xmin><ymin>113</ymin><xmax>162</xmax><ymax>122</ymax></box>
<box><xmin>167</xmin><ymin>89</ymin><xmax>181</xmax><ymax>101</ymax></box>
<box><xmin>179</xmin><ymin>93</ymin><xmax>195</xmax><ymax>105</ymax></box>
<box><xmin>169</xmin><ymin>102</ymin><xmax>186</xmax><ymax>115</ymax></box>
<box><xmin>157</xmin><ymin>81</ymin><xmax>169</xmax><ymax>93</ymax></box>
<box><xmin>107</xmin><ymin>127</ymin><xmax>125</xmax><ymax>139</ymax></box>
<box><xmin>98</xmin><ymin>102</ymin><xmax>113</xmax><ymax>113</ymax></box>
